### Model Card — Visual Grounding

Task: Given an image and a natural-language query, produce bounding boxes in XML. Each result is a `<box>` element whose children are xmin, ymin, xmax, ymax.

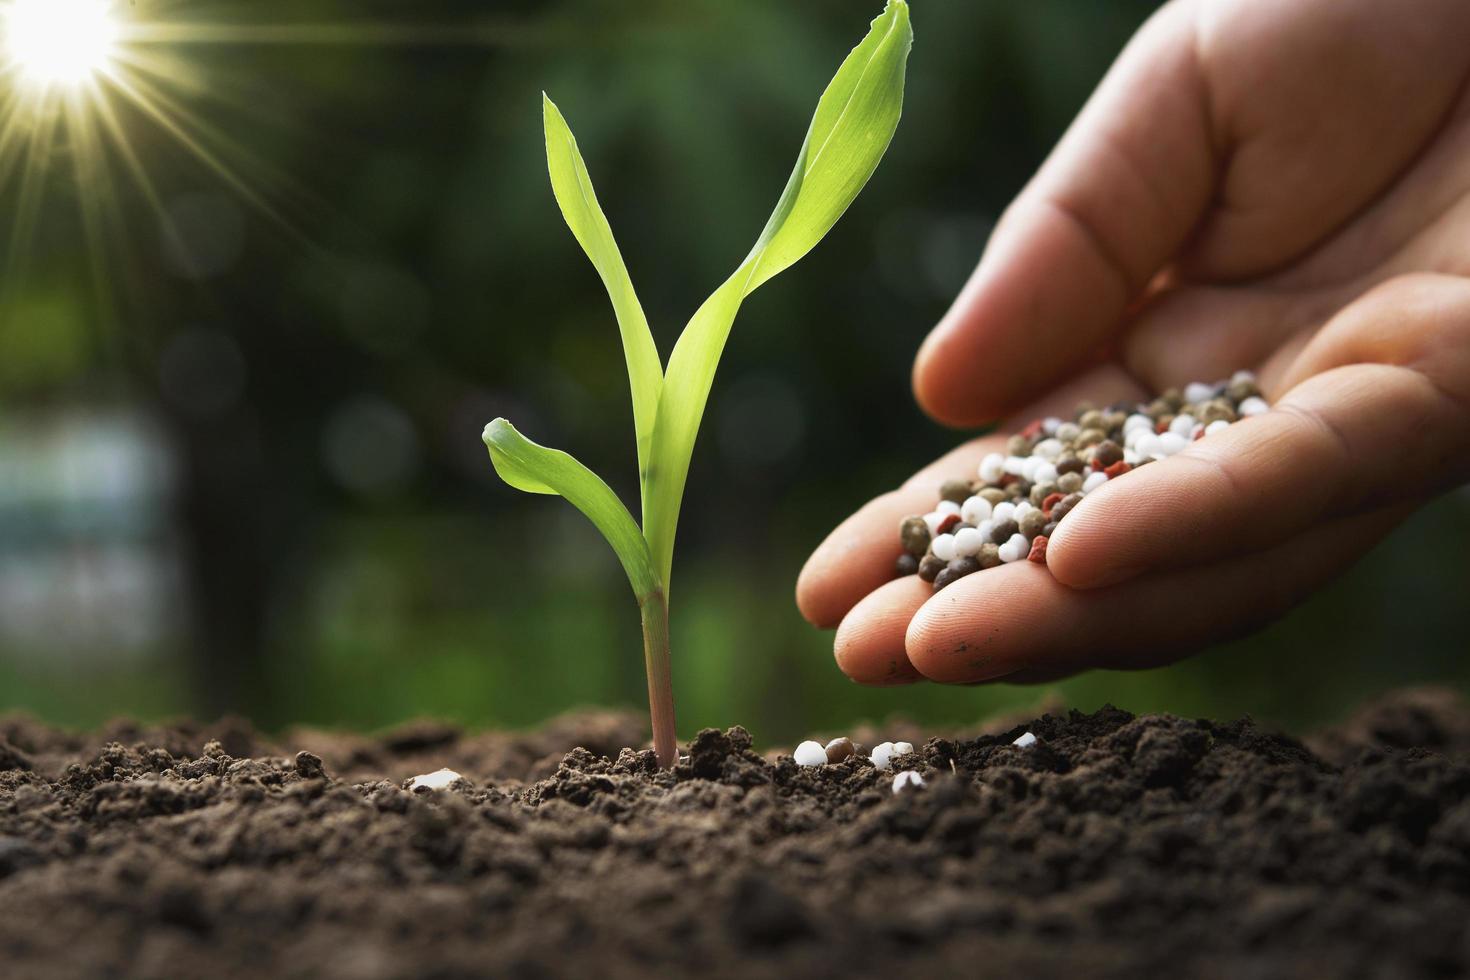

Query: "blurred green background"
<box><xmin>1</xmin><ymin>0</ymin><xmax>1466</xmax><ymax>744</ymax></box>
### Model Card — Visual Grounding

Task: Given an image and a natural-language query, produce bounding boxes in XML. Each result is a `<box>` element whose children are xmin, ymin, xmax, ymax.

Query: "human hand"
<box><xmin>797</xmin><ymin>0</ymin><xmax>1470</xmax><ymax>686</ymax></box>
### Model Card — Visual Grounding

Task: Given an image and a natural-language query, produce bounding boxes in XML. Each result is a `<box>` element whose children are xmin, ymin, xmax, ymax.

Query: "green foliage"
<box><xmin>541</xmin><ymin>95</ymin><xmax>662</xmax><ymax>507</ymax></box>
<box><xmin>483</xmin><ymin>0</ymin><xmax>912</xmax><ymax>761</ymax></box>
<box><xmin>482</xmin><ymin>418</ymin><xmax>656</xmax><ymax>599</ymax></box>
<box><xmin>485</xmin><ymin>0</ymin><xmax>913</xmax><ymax>603</ymax></box>
<box><xmin>646</xmin><ymin>1</ymin><xmax>912</xmax><ymax>586</ymax></box>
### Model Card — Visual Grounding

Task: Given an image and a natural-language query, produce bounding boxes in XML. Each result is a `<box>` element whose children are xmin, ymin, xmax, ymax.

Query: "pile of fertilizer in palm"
<box><xmin>898</xmin><ymin>372</ymin><xmax>1270</xmax><ymax>590</ymax></box>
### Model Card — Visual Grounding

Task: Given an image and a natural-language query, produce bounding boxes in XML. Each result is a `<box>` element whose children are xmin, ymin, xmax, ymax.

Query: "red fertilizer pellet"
<box><xmin>1041</xmin><ymin>492</ymin><xmax>1064</xmax><ymax>516</ymax></box>
<box><xmin>1027</xmin><ymin>536</ymin><xmax>1048</xmax><ymax>564</ymax></box>
<box><xmin>936</xmin><ymin>513</ymin><xmax>962</xmax><ymax>534</ymax></box>
<box><xmin>1103</xmin><ymin>461</ymin><xmax>1132</xmax><ymax>479</ymax></box>
<box><xmin>1020</xmin><ymin>419</ymin><xmax>1044</xmax><ymax>440</ymax></box>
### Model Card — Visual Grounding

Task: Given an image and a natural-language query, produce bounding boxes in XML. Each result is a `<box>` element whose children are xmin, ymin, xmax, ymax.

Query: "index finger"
<box><xmin>913</xmin><ymin>0</ymin><xmax>1214</xmax><ymax>426</ymax></box>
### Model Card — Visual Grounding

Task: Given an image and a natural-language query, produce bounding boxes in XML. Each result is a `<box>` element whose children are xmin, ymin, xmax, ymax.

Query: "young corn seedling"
<box><xmin>484</xmin><ymin>1</ymin><xmax>912</xmax><ymax>767</ymax></box>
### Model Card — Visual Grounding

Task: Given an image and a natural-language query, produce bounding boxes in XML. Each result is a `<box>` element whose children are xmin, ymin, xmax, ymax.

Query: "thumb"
<box><xmin>914</xmin><ymin>0</ymin><xmax>1215</xmax><ymax>425</ymax></box>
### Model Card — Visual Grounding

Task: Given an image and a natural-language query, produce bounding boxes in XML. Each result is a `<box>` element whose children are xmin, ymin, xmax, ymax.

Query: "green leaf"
<box><xmin>483</xmin><ymin>418</ymin><xmax>658</xmax><ymax>600</ymax></box>
<box><xmin>543</xmin><ymin>94</ymin><xmax>664</xmax><ymax>509</ymax></box>
<box><xmin>743</xmin><ymin>0</ymin><xmax>913</xmax><ymax>291</ymax></box>
<box><xmin>643</xmin><ymin>0</ymin><xmax>912</xmax><ymax>587</ymax></box>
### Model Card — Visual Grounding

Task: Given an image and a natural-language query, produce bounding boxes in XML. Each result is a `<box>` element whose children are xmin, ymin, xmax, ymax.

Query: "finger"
<box><xmin>913</xmin><ymin>0</ymin><xmax>1215</xmax><ymax>425</ymax></box>
<box><xmin>904</xmin><ymin>502</ymin><xmax>1408</xmax><ymax>685</ymax></box>
<box><xmin>797</xmin><ymin>364</ymin><xmax>1145</xmax><ymax>629</ymax></box>
<box><xmin>832</xmin><ymin>577</ymin><xmax>929</xmax><ymax>686</ymax></box>
<box><xmin>1178</xmin><ymin>0</ymin><xmax>1470</xmax><ymax>280</ymax></box>
<box><xmin>1048</xmin><ymin>274</ymin><xmax>1470</xmax><ymax>589</ymax></box>
<box><xmin>1254</xmin><ymin>327</ymin><xmax>1318</xmax><ymax>399</ymax></box>
<box><xmin>903</xmin><ymin>364</ymin><xmax>1146</xmax><ymax>489</ymax></box>
<box><xmin>1121</xmin><ymin>281</ymin><xmax>1347</xmax><ymax>395</ymax></box>
<box><xmin>1265</xmin><ymin>83</ymin><xmax>1470</xmax><ymax>291</ymax></box>
<box><xmin>796</xmin><ymin>484</ymin><xmax>962</xmax><ymax>630</ymax></box>
<box><xmin>1278</xmin><ymin>272</ymin><xmax>1470</xmax><ymax>406</ymax></box>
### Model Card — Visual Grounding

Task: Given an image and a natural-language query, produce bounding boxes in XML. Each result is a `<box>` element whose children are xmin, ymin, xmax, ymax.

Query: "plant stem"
<box><xmin>639</xmin><ymin>590</ymin><xmax>677</xmax><ymax>768</ymax></box>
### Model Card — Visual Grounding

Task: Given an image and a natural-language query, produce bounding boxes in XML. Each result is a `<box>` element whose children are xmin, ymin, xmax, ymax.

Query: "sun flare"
<box><xmin>3</xmin><ymin>0</ymin><xmax>120</xmax><ymax>91</ymax></box>
<box><xmin>0</xmin><ymin>3</ymin><xmax>516</xmax><ymax>319</ymax></box>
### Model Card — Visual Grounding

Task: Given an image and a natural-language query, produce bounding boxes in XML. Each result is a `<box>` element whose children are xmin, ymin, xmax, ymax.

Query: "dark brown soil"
<box><xmin>3</xmin><ymin>688</ymin><xmax>1469</xmax><ymax>980</ymax></box>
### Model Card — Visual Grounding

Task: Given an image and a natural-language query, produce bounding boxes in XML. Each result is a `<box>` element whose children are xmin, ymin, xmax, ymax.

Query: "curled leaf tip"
<box><xmin>482</xmin><ymin>418</ymin><xmax>510</xmax><ymax>445</ymax></box>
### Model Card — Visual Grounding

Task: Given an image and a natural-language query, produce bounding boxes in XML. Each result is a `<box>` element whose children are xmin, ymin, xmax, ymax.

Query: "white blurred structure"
<box><xmin>0</xmin><ymin>408</ymin><xmax>182</xmax><ymax>664</ymax></box>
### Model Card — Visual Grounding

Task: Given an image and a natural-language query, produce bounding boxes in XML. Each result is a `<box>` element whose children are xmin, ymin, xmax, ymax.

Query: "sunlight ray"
<box><xmin>68</xmin><ymin>80</ymin><xmax>120</xmax><ymax>339</ymax></box>
<box><xmin>88</xmin><ymin>78</ymin><xmax>180</xmax><ymax>254</ymax></box>
<box><xmin>102</xmin><ymin>66</ymin><xmax>299</xmax><ymax>239</ymax></box>
<box><xmin>126</xmin><ymin>20</ymin><xmax>529</xmax><ymax>48</ymax></box>
<box><xmin>1</xmin><ymin>96</ymin><xmax>58</xmax><ymax>307</ymax></box>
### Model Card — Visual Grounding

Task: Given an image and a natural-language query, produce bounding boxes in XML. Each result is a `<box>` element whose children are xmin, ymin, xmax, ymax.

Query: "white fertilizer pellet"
<box><xmin>997</xmin><ymin>533</ymin><xmax>1029</xmax><ymax>563</ymax></box>
<box><xmin>793</xmin><ymin>740</ymin><xmax>827</xmax><ymax>766</ymax></box>
<box><xmin>892</xmin><ymin>771</ymin><xmax>925</xmax><ymax>793</ymax></box>
<box><xmin>1183</xmin><ymin>381</ymin><xmax>1215</xmax><ymax>404</ymax></box>
<box><xmin>1033</xmin><ymin>438</ymin><xmax>1063</xmax><ymax>461</ymax></box>
<box><xmin>870</xmin><ymin>741</ymin><xmax>894</xmax><ymax>770</ymax></box>
<box><xmin>1156</xmin><ymin>432</ymin><xmax>1189</xmax><ymax>456</ymax></box>
<box><xmin>931</xmin><ymin>533</ymin><xmax>957</xmax><ymax>562</ymax></box>
<box><xmin>1239</xmin><ymin>396</ymin><xmax>1269</xmax><ymax>417</ymax></box>
<box><xmin>1123</xmin><ymin>413</ymin><xmax>1153</xmax><ymax>435</ymax></box>
<box><xmin>954</xmin><ymin>527</ymin><xmax>985</xmax><ymax>558</ymax></box>
<box><xmin>961</xmin><ymin>495</ymin><xmax>992</xmax><ymax>525</ymax></box>
<box><xmin>409</xmin><ymin>768</ymin><xmax>462</xmax><ymax>791</ymax></box>
<box><xmin>1013</xmin><ymin>732</ymin><xmax>1037</xmax><ymax>748</ymax></box>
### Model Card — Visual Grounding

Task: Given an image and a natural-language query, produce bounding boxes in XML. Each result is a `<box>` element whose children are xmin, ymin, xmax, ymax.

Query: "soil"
<box><xmin>2</xmin><ymin>688</ymin><xmax>1469</xmax><ymax>980</ymax></box>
